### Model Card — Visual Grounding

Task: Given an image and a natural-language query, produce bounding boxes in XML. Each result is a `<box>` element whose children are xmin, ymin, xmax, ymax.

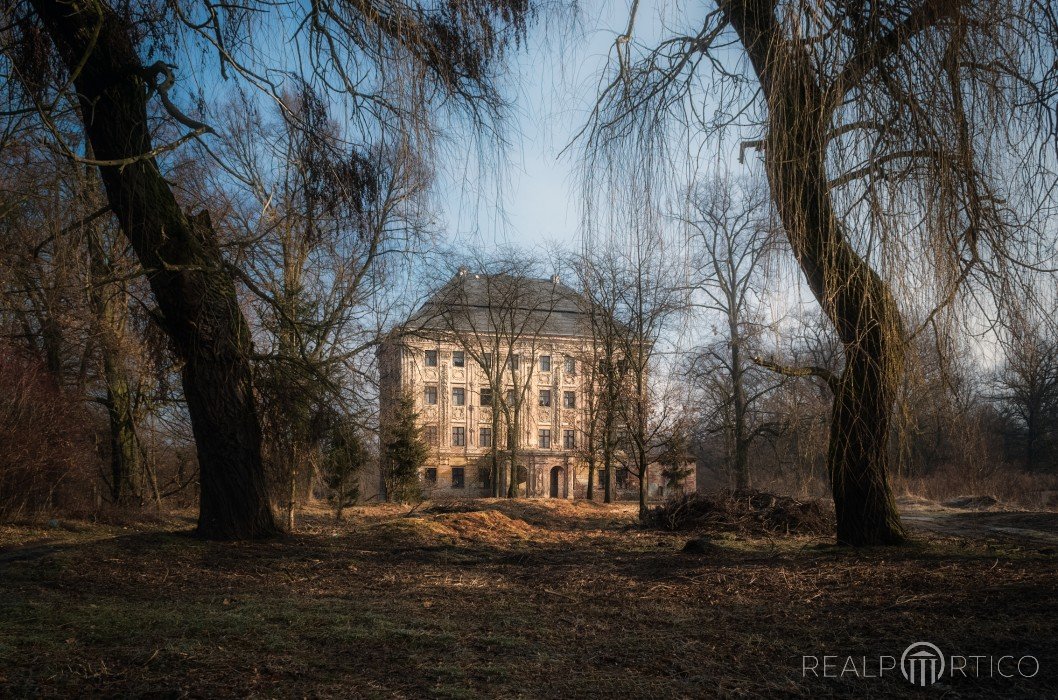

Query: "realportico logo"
<box><xmin>802</xmin><ymin>641</ymin><xmax>1040</xmax><ymax>686</ymax></box>
<box><xmin>901</xmin><ymin>642</ymin><xmax>944</xmax><ymax>686</ymax></box>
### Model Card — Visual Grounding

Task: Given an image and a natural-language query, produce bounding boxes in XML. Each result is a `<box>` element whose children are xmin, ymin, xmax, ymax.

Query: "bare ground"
<box><xmin>0</xmin><ymin>499</ymin><xmax>1055</xmax><ymax>698</ymax></box>
<box><xmin>898</xmin><ymin>497</ymin><xmax>1058</xmax><ymax>548</ymax></box>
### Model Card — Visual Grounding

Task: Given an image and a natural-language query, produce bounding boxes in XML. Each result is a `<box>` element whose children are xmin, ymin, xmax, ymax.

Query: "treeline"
<box><xmin>3</xmin><ymin>0</ymin><xmax>1058</xmax><ymax>547</ymax></box>
<box><xmin>686</xmin><ymin>304</ymin><xmax>1058</xmax><ymax>503</ymax></box>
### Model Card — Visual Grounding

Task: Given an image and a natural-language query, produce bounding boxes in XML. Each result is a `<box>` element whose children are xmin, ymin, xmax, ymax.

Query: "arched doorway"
<box><xmin>549</xmin><ymin>466</ymin><xmax>564</xmax><ymax>498</ymax></box>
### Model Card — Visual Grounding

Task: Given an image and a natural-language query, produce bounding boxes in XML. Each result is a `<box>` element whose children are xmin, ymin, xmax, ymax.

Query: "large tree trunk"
<box><xmin>32</xmin><ymin>0</ymin><xmax>278</xmax><ymax>539</ymax></box>
<box><xmin>724</xmin><ymin>0</ymin><xmax>905</xmax><ymax>545</ymax></box>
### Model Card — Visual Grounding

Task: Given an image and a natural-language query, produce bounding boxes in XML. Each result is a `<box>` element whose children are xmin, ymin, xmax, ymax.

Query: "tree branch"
<box><xmin>831</xmin><ymin>0</ymin><xmax>969</xmax><ymax>97</ymax></box>
<box><xmin>751</xmin><ymin>355</ymin><xmax>838</xmax><ymax>394</ymax></box>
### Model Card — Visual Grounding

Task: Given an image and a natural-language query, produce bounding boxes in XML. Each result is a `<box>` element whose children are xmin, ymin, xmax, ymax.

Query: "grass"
<box><xmin>1</xmin><ymin>499</ymin><xmax>1056</xmax><ymax>698</ymax></box>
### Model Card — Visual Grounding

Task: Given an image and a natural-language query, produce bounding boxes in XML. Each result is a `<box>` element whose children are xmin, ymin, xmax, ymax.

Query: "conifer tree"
<box><xmin>323</xmin><ymin>422</ymin><xmax>366</xmax><ymax>521</ymax></box>
<box><xmin>382</xmin><ymin>393</ymin><xmax>428</xmax><ymax>503</ymax></box>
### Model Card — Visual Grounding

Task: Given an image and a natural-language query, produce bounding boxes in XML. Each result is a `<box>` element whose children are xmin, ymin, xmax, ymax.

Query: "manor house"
<box><xmin>377</xmin><ymin>270</ymin><xmax>605</xmax><ymax>499</ymax></box>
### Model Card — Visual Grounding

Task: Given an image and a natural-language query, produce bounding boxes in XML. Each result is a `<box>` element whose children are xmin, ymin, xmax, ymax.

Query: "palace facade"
<box><xmin>375</xmin><ymin>270</ymin><xmax>695</xmax><ymax>501</ymax></box>
<box><xmin>377</xmin><ymin>271</ymin><xmax>599</xmax><ymax>499</ymax></box>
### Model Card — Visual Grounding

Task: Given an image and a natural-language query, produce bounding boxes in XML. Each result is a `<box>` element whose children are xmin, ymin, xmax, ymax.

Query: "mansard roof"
<box><xmin>405</xmin><ymin>272</ymin><xmax>591</xmax><ymax>339</ymax></box>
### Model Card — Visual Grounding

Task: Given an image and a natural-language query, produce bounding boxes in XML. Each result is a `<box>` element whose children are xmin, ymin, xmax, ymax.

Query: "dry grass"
<box><xmin>896</xmin><ymin>468</ymin><xmax>1058</xmax><ymax>511</ymax></box>
<box><xmin>0</xmin><ymin>500</ymin><xmax>1056</xmax><ymax>698</ymax></box>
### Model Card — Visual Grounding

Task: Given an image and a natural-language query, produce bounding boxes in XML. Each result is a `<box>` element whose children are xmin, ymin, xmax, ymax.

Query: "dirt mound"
<box><xmin>943</xmin><ymin>495</ymin><xmax>1000</xmax><ymax>510</ymax></box>
<box><xmin>647</xmin><ymin>490</ymin><xmax>834</xmax><ymax>537</ymax></box>
<box><xmin>430</xmin><ymin>510</ymin><xmax>536</xmax><ymax>544</ymax></box>
<box><xmin>387</xmin><ymin>509</ymin><xmax>537</xmax><ymax>549</ymax></box>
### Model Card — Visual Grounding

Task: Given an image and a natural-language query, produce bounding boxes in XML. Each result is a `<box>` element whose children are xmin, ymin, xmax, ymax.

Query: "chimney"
<box><xmin>551</xmin><ymin>274</ymin><xmax>560</xmax><ymax>285</ymax></box>
<box><xmin>458</xmin><ymin>266</ymin><xmax>468</xmax><ymax>277</ymax></box>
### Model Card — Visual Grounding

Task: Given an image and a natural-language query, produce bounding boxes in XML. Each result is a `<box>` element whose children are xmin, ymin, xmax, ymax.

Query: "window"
<box><xmin>616</xmin><ymin>468</ymin><xmax>630</xmax><ymax>489</ymax></box>
<box><xmin>563</xmin><ymin>391</ymin><xmax>576</xmax><ymax>408</ymax></box>
<box><xmin>538</xmin><ymin>429</ymin><xmax>551</xmax><ymax>449</ymax></box>
<box><xmin>506</xmin><ymin>389</ymin><xmax>516</xmax><ymax>405</ymax></box>
<box><xmin>482</xmin><ymin>353</ymin><xmax>492</xmax><ymax>370</ymax></box>
<box><xmin>539</xmin><ymin>389</ymin><xmax>551</xmax><ymax>407</ymax></box>
<box><xmin>565</xmin><ymin>356</ymin><xmax>576</xmax><ymax>374</ymax></box>
<box><xmin>479</xmin><ymin>427</ymin><xmax>492</xmax><ymax>447</ymax></box>
<box><xmin>480</xmin><ymin>388</ymin><xmax>493</xmax><ymax>406</ymax></box>
<box><xmin>509</xmin><ymin>354</ymin><xmax>519</xmax><ymax>372</ymax></box>
<box><xmin>452</xmin><ymin>426</ymin><xmax>465</xmax><ymax>447</ymax></box>
<box><xmin>452</xmin><ymin>387</ymin><xmax>465</xmax><ymax>406</ymax></box>
<box><xmin>424</xmin><ymin>386</ymin><xmax>438</xmax><ymax>405</ymax></box>
<box><xmin>540</xmin><ymin>355</ymin><xmax>551</xmax><ymax>372</ymax></box>
<box><xmin>597</xmin><ymin>470</ymin><xmax>606</xmax><ymax>487</ymax></box>
<box><xmin>451</xmin><ymin>467</ymin><xmax>465</xmax><ymax>488</ymax></box>
<box><xmin>425</xmin><ymin>468</ymin><xmax>437</xmax><ymax>484</ymax></box>
<box><xmin>563</xmin><ymin>429</ymin><xmax>576</xmax><ymax>449</ymax></box>
<box><xmin>425</xmin><ymin>349</ymin><xmax>438</xmax><ymax>367</ymax></box>
<box><xmin>424</xmin><ymin>425</ymin><xmax>438</xmax><ymax>446</ymax></box>
<box><xmin>452</xmin><ymin>351</ymin><xmax>465</xmax><ymax>367</ymax></box>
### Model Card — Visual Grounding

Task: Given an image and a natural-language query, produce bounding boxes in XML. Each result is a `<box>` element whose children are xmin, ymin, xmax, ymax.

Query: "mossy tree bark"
<box><xmin>31</xmin><ymin>0</ymin><xmax>278</xmax><ymax>539</ymax></box>
<box><xmin>85</xmin><ymin>183</ymin><xmax>142</xmax><ymax>506</ymax></box>
<box><xmin>723</xmin><ymin>0</ymin><xmax>906</xmax><ymax>545</ymax></box>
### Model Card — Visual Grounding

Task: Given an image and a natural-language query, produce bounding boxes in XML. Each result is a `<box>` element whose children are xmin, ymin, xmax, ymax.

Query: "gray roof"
<box><xmin>405</xmin><ymin>273</ymin><xmax>590</xmax><ymax>338</ymax></box>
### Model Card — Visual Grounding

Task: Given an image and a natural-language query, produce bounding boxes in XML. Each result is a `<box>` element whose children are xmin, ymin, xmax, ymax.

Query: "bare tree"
<box><xmin>580</xmin><ymin>236</ymin><xmax>685</xmax><ymax>518</ymax></box>
<box><xmin>682</xmin><ymin>176</ymin><xmax>776</xmax><ymax>490</ymax></box>
<box><xmin>217</xmin><ymin>86</ymin><xmax>430</xmax><ymax>529</ymax></box>
<box><xmin>571</xmin><ymin>252</ymin><xmax>625</xmax><ymax>502</ymax></box>
<box><xmin>993</xmin><ymin>299</ymin><xmax>1058</xmax><ymax>473</ymax></box>
<box><xmin>84</xmin><ymin>185</ymin><xmax>147</xmax><ymax>505</ymax></box>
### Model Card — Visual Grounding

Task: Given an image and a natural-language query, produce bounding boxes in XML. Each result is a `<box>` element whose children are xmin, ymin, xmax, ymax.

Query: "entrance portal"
<box><xmin>549</xmin><ymin>466</ymin><xmax>564</xmax><ymax>498</ymax></box>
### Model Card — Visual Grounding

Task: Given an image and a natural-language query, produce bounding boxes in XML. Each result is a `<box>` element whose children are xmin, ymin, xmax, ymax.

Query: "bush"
<box><xmin>0</xmin><ymin>346</ymin><xmax>95</xmax><ymax>519</ymax></box>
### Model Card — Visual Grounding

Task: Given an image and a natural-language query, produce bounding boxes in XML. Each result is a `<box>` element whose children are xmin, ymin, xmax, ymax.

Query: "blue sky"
<box><xmin>436</xmin><ymin>0</ymin><xmax>639</xmax><ymax>251</ymax></box>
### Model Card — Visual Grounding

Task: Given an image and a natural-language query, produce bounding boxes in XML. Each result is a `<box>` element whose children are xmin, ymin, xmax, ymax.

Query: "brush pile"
<box><xmin>648</xmin><ymin>489</ymin><xmax>833</xmax><ymax>536</ymax></box>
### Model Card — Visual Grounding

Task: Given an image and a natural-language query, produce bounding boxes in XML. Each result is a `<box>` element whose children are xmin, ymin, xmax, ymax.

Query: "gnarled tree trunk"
<box><xmin>31</xmin><ymin>0</ymin><xmax>278</xmax><ymax>539</ymax></box>
<box><xmin>724</xmin><ymin>0</ymin><xmax>905</xmax><ymax>545</ymax></box>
